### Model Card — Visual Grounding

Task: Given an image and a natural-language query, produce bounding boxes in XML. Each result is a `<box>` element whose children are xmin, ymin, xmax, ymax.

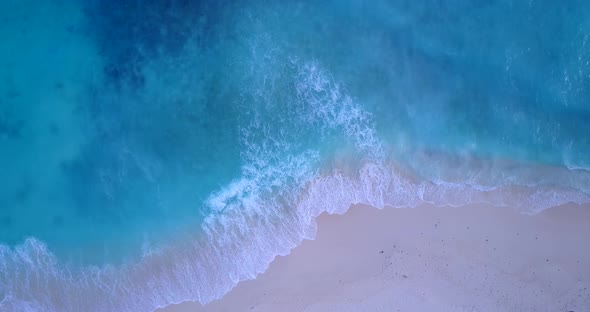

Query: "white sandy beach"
<box><xmin>159</xmin><ymin>202</ymin><xmax>590</xmax><ymax>312</ymax></box>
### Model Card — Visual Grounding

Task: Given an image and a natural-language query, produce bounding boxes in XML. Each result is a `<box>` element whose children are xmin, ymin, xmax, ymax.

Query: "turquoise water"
<box><xmin>1</xmin><ymin>1</ymin><xmax>589</xmax><ymax>311</ymax></box>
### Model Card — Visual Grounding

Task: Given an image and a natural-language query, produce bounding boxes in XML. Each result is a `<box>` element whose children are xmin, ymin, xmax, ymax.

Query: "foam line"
<box><xmin>1</xmin><ymin>60</ymin><xmax>589</xmax><ymax>312</ymax></box>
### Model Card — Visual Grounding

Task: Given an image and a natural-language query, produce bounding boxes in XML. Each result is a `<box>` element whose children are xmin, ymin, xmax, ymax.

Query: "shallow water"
<box><xmin>1</xmin><ymin>1</ymin><xmax>589</xmax><ymax>311</ymax></box>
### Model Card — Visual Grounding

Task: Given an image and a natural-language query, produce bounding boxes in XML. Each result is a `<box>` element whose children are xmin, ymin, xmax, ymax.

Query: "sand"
<box><xmin>159</xmin><ymin>202</ymin><xmax>590</xmax><ymax>312</ymax></box>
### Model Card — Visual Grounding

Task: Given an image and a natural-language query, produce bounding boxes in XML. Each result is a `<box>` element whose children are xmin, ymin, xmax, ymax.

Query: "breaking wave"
<box><xmin>1</xmin><ymin>55</ymin><xmax>589</xmax><ymax>312</ymax></box>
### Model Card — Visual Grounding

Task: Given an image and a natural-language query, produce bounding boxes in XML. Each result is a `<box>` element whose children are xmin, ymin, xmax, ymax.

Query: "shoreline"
<box><xmin>5</xmin><ymin>161</ymin><xmax>589</xmax><ymax>312</ymax></box>
<box><xmin>160</xmin><ymin>202</ymin><xmax>590</xmax><ymax>312</ymax></box>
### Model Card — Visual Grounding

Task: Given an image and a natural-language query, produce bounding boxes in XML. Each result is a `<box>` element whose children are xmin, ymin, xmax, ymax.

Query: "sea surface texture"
<box><xmin>1</xmin><ymin>1</ymin><xmax>589</xmax><ymax>311</ymax></box>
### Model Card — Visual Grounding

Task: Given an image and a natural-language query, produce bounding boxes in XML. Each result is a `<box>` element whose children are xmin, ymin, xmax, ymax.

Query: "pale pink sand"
<box><xmin>159</xmin><ymin>203</ymin><xmax>590</xmax><ymax>312</ymax></box>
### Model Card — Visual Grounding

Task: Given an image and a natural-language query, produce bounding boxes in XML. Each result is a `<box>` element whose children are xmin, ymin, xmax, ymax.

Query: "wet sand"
<box><xmin>159</xmin><ymin>202</ymin><xmax>590</xmax><ymax>312</ymax></box>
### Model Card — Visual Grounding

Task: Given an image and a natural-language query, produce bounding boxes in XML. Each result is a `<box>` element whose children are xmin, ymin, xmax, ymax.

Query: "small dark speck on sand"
<box><xmin>379</xmin><ymin>250</ymin><xmax>384</xmax><ymax>254</ymax></box>
<box><xmin>402</xmin><ymin>274</ymin><xmax>408</xmax><ymax>278</ymax></box>
<box><xmin>546</xmin><ymin>259</ymin><xmax>549</xmax><ymax>262</ymax></box>
<box><xmin>466</xmin><ymin>226</ymin><xmax>470</xmax><ymax>229</ymax></box>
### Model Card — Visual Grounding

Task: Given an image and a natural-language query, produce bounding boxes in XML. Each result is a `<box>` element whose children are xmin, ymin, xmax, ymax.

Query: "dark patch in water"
<box><xmin>52</xmin><ymin>215</ymin><xmax>64</xmax><ymax>226</ymax></box>
<box><xmin>1</xmin><ymin>215</ymin><xmax>11</xmax><ymax>227</ymax></box>
<box><xmin>0</xmin><ymin>116</ymin><xmax>24</xmax><ymax>139</ymax></box>
<box><xmin>61</xmin><ymin>140</ymin><xmax>150</xmax><ymax>224</ymax></box>
<box><xmin>49</xmin><ymin>122</ymin><xmax>60</xmax><ymax>135</ymax></box>
<box><xmin>82</xmin><ymin>0</ymin><xmax>227</xmax><ymax>88</ymax></box>
<box><xmin>13</xmin><ymin>180</ymin><xmax>31</xmax><ymax>203</ymax></box>
<box><xmin>6</xmin><ymin>89</ymin><xmax>20</xmax><ymax>100</ymax></box>
<box><xmin>65</xmin><ymin>25</ymin><xmax>76</xmax><ymax>34</ymax></box>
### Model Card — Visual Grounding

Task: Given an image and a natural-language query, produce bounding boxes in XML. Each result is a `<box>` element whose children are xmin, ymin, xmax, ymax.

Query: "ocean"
<box><xmin>1</xmin><ymin>1</ymin><xmax>589</xmax><ymax>311</ymax></box>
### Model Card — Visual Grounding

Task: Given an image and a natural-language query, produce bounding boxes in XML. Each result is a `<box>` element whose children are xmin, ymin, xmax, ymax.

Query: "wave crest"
<box><xmin>1</xmin><ymin>58</ymin><xmax>589</xmax><ymax>312</ymax></box>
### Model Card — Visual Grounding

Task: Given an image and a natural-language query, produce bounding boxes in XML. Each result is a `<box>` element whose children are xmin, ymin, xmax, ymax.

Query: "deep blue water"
<box><xmin>1</xmin><ymin>1</ymin><xmax>589</xmax><ymax>311</ymax></box>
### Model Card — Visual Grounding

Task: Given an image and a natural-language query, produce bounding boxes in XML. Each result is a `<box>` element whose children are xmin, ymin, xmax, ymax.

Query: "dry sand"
<box><xmin>159</xmin><ymin>202</ymin><xmax>590</xmax><ymax>312</ymax></box>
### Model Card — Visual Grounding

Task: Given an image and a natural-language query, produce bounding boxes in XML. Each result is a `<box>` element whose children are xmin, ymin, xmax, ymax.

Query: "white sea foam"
<box><xmin>1</xmin><ymin>59</ymin><xmax>589</xmax><ymax>312</ymax></box>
